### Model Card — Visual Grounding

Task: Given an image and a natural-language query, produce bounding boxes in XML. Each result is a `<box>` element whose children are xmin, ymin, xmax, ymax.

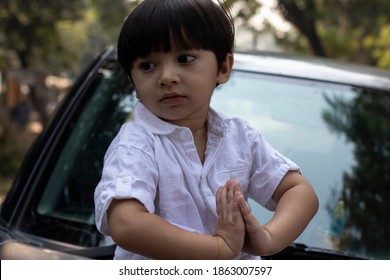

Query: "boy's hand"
<box><xmin>236</xmin><ymin>194</ymin><xmax>270</xmax><ymax>255</ymax></box>
<box><xmin>214</xmin><ymin>180</ymin><xmax>245</xmax><ymax>259</ymax></box>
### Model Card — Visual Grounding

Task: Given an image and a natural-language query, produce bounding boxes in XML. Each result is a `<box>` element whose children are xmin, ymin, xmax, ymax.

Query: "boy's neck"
<box><xmin>192</xmin><ymin>123</ymin><xmax>208</xmax><ymax>164</ymax></box>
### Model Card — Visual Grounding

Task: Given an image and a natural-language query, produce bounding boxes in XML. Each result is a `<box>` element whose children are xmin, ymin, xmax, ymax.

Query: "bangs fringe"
<box><xmin>118</xmin><ymin>0</ymin><xmax>234</xmax><ymax>74</ymax></box>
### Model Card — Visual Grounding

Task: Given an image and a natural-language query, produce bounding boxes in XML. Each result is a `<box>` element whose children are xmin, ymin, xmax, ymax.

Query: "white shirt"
<box><xmin>94</xmin><ymin>102</ymin><xmax>300</xmax><ymax>260</ymax></box>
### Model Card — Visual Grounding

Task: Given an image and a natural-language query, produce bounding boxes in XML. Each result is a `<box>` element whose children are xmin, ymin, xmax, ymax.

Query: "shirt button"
<box><xmin>121</xmin><ymin>176</ymin><xmax>131</xmax><ymax>183</ymax></box>
<box><xmin>181</xmin><ymin>131</ymin><xmax>189</xmax><ymax>138</ymax></box>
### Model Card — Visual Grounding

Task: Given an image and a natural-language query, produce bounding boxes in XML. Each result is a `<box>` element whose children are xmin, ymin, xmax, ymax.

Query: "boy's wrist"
<box><xmin>214</xmin><ymin>235</ymin><xmax>234</xmax><ymax>260</ymax></box>
<box><xmin>214</xmin><ymin>236</ymin><xmax>222</xmax><ymax>259</ymax></box>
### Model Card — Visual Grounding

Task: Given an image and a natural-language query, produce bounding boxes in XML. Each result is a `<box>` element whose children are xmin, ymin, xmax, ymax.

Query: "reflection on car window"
<box><xmin>21</xmin><ymin>61</ymin><xmax>389</xmax><ymax>258</ymax></box>
<box><xmin>322</xmin><ymin>87</ymin><xmax>390</xmax><ymax>258</ymax></box>
<box><xmin>25</xmin><ymin>61</ymin><xmax>135</xmax><ymax>247</ymax></box>
<box><xmin>212</xmin><ymin>71</ymin><xmax>390</xmax><ymax>258</ymax></box>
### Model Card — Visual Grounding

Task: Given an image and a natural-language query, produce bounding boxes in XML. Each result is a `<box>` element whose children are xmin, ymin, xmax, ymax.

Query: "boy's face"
<box><xmin>130</xmin><ymin>44</ymin><xmax>233</xmax><ymax>127</ymax></box>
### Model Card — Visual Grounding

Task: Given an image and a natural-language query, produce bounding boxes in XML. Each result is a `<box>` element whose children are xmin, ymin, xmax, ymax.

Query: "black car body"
<box><xmin>1</xmin><ymin>47</ymin><xmax>389</xmax><ymax>259</ymax></box>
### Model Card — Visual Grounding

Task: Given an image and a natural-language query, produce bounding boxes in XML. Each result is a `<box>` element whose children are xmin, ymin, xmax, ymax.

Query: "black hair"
<box><xmin>117</xmin><ymin>0</ymin><xmax>235</xmax><ymax>77</ymax></box>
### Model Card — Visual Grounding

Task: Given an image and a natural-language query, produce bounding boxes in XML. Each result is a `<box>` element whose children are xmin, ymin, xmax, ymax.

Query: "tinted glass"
<box><xmin>21</xmin><ymin>59</ymin><xmax>390</xmax><ymax>259</ymax></box>
<box><xmin>21</xmin><ymin>61</ymin><xmax>134</xmax><ymax>247</ymax></box>
<box><xmin>212</xmin><ymin>71</ymin><xmax>390</xmax><ymax>259</ymax></box>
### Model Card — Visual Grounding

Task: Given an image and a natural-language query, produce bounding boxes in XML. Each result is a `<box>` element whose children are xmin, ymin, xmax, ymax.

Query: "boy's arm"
<box><xmin>107</xmin><ymin>181</ymin><xmax>244</xmax><ymax>259</ymax></box>
<box><xmin>238</xmin><ymin>171</ymin><xmax>319</xmax><ymax>256</ymax></box>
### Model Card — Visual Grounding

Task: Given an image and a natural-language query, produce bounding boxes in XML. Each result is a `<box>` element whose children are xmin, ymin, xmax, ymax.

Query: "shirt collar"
<box><xmin>134</xmin><ymin>101</ymin><xmax>228</xmax><ymax>136</ymax></box>
<box><xmin>134</xmin><ymin>102</ymin><xmax>177</xmax><ymax>135</ymax></box>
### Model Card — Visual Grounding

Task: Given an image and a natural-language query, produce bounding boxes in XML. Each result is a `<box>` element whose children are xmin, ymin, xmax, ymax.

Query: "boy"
<box><xmin>94</xmin><ymin>0</ymin><xmax>318</xmax><ymax>260</ymax></box>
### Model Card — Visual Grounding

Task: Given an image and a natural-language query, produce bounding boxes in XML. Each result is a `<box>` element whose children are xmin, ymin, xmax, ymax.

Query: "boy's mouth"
<box><xmin>160</xmin><ymin>93</ymin><xmax>185</xmax><ymax>104</ymax></box>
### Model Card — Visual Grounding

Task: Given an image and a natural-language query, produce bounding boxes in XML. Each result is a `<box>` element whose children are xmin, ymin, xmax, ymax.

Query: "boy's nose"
<box><xmin>159</xmin><ymin>64</ymin><xmax>179</xmax><ymax>86</ymax></box>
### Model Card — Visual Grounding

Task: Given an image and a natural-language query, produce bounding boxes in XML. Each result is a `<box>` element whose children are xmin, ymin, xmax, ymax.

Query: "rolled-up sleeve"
<box><xmin>248</xmin><ymin>132</ymin><xmax>300</xmax><ymax>211</ymax></box>
<box><xmin>94</xmin><ymin>143</ymin><xmax>158</xmax><ymax>236</ymax></box>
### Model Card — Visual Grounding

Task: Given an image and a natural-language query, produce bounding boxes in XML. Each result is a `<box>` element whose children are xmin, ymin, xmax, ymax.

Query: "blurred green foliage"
<box><xmin>0</xmin><ymin>0</ymin><xmax>389</xmax><ymax>197</ymax></box>
<box><xmin>0</xmin><ymin>113</ymin><xmax>26</xmax><ymax>194</ymax></box>
<box><xmin>1</xmin><ymin>0</ymin><xmax>389</xmax><ymax>75</ymax></box>
<box><xmin>365</xmin><ymin>24</ymin><xmax>390</xmax><ymax>69</ymax></box>
<box><xmin>273</xmin><ymin>0</ymin><xmax>390</xmax><ymax>69</ymax></box>
<box><xmin>0</xmin><ymin>0</ymin><xmax>138</xmax><ymax>75</ymax></box>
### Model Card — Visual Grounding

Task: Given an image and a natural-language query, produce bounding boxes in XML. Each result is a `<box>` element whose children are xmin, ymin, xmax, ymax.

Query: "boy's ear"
<box><xmin>216</xmin><ymin>53</ymin><xmax>234</xmax><ymax>85</ymax></box>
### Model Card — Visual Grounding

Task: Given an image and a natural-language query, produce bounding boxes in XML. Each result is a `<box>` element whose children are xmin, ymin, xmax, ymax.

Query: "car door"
<box><xmin>0</xmin><ymin>48</ymin><xmax>135</xmax><ymax>259</ymax></box>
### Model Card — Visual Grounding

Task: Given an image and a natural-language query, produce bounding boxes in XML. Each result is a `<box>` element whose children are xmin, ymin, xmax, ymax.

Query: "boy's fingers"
<box><xmin>227</xmin><ymin>183</ymin><xmax>235</xmax><ymax>202</ymax></box>
<box><xmin>216</xmin><ymin>186</ymin><xmax>225</xmax><ymax>214</ymax></box>
<box><xmin>232</xmin><ymin>181</ymin><xmax>242</xmax><ymax>193</ymax></box>
<box><xmin>234</xmin><ymin>191</ymin><xmax>244</xmax><ymax>206</ymax></box>
<box><xmin>215</xmin><ymin>187</ymin><xmax>222</xmax><ymax>215</ymax></box>
<box><xmin>226</xmin><ymin>179</ymin><xmax>241</xmax><ymax>192</ymax></box>
<box><xmin>235</xmin><ymin>192</ymin><xmax>253</xmax><ymax>218</ymax></box>
<box><xmin>216</xmin><ymin>185</ymin><xmax>233</xmax><ymax>218</ymax></box>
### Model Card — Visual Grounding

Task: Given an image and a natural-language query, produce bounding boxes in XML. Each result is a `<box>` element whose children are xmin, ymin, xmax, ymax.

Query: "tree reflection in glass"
<box><xmin>323</xmin><ymin>88</ymin><xmax>390</xmax><ymax>258</ymax></box>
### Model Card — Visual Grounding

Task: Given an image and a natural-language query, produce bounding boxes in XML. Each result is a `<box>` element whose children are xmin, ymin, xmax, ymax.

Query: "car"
<box><xmin>1</xmin><ymin>46</ymin><xmax>389</xmax><ymax>260</ymax></box>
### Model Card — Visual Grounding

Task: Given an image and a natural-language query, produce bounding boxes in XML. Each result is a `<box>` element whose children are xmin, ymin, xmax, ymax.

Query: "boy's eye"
<box><xmin>178</xmin><ymin>55</ymin><xmax>196</xmax><ymax>64</ymax></box>
<box><xmin>139</xmin><ymin>62</ymin><xmax>156</xmax><ymax>71</ymax></box>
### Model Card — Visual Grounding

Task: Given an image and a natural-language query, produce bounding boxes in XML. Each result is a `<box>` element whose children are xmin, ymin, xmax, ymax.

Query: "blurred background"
<box><xmin>0</xmin><ymin>0</ymin><xmax>389</xmax><ymax>202</ymax></box>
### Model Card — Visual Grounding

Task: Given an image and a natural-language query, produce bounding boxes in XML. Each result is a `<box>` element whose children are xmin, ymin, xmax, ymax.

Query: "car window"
<box><xmin>20</xmin><ymin>61</ymin><xmax>135</xmax><ymax>247</ymax></box>
<box><xmin>18</xmin><ymin>58</ymin><xmax>389</xmax><ymax>259</ymax></box>
<box><xmin>212</xmin><ymin>71</ymin><xmax>390</xmax><ymax>259</ymax></box>
<box><xmin>37</xmin><ymin>69</ymin><xmax>135</xmax><ymax>225</ymax></box>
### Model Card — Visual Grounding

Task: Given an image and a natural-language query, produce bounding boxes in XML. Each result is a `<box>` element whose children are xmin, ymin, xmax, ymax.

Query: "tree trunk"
<box><xmin>277</xmin><ymin>0</ymin><xmax>327</xmax><ymax>57</ymax></box>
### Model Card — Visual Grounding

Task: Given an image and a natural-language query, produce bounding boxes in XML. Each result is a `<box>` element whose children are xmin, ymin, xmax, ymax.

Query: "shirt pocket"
<box><xmin>216</xmin><ymin>167</ymin><xmax>250</xmax><ymax>191</ymax></box>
